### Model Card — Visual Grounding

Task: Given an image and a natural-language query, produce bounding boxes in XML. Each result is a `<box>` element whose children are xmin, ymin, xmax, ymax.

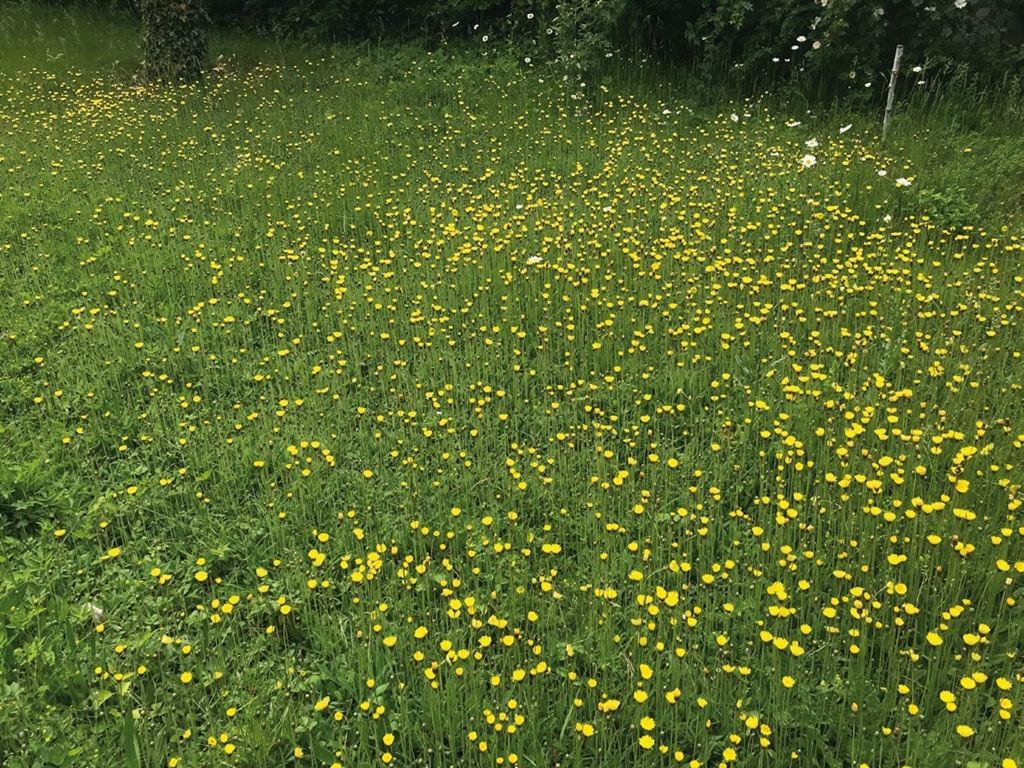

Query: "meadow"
<box><xmin>1</xmin><ymin>6</ymin><xmax>1023</xmax><ymax>768</ymax></box>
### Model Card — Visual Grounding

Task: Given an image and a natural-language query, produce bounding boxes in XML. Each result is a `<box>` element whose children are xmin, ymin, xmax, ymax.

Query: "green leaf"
<box><xmin>91</xmin><ymin>688</ymin><xmax>113</xmax><ymax>710</ymax></box>
<box><xmin>122</xmin><ymin>711</ymin><xmax>141</xmax><ymax>768</ymax></box>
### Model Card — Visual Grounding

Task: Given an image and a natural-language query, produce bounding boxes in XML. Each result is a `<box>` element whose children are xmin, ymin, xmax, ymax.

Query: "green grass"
<box><xmin>2</xmin><ymin>5</ymin><xmax>1023</xmax><ymax>768</ymax></box>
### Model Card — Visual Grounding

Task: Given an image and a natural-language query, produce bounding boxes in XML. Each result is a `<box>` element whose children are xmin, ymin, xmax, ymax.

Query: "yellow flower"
<box><xmin>639</xmin><ymin>735</ymin><xmax>655</xmax><ymax>749</ymax></box>
<box><xmin>640</xmin><ymin>716</ymin><xmax>655</xmax><ymax>730</ymax></box>
<box><xmin>956</xmin><ymin>724</ymin><xmax>974</xmax><ymax>738</ymax></box>
<box><xmin>383</xmin><ymin>635</ymin><xmax>397</xmax><ymax>648</ymax></box>
<box><xmin>315</xmin><ymin>696</ymin><xmax>330</xmax><ymax>711</ymax></box>
<box><xmin>293</xmin><ymin>747</ymin><xmax>304</xmax><ymax>758</ymax></box>
<box><xmin>180</xmin><ymin>672</ymin><xmax>193</xmax><ymax>684</ymax></box>
<box><xmin>724</xmin><ymin>747</ymin><xmax>737</xmax><ymax>761</ymax></box>
<box><xmin>195</xmin><ymin>570</ymin><xmax>208</xmax><ymax>582</ymax></box>
<box><xmin>925</xmin><ymin>631</ymin><xmax>942</xmax><ymax>646</ymax></box>
<box><xmin>782</xmin><ymin>676</ymin><xmax>795</xmax><ymax>689</ymax></box>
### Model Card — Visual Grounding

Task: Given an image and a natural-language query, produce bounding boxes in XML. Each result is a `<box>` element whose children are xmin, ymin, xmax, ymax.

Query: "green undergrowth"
<box><xmin>1</xmin><ymin>4</ymin><xmax>1023</xmax><ymax>768</ymax></box>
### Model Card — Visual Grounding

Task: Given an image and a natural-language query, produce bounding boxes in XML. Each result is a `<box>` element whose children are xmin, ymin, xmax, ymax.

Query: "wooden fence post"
<box><xmin>882</xmin><ymin>45</ymin><xmax>903</xmax><ymax>145</ymax></box>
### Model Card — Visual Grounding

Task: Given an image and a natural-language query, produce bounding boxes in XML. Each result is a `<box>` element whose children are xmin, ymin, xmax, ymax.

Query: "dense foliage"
<box><xmin>214</xmin><ymin>0</ymin><xmax>1024</xmax><ymax>90</ymax></box>
<box><xmin>15</xmin><ymin>0</ymin><xmax>1024</xmax><ymax>89</ymax></box>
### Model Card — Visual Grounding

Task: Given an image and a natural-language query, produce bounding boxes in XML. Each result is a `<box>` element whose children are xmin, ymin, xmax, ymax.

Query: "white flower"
<box><xmin>482</xmin><ymin>35</ymin><xmax>489</xmax><ymax>42</ymax></box>
<box><xmin>954</xmin><ymin>0</ymin><xmax>967</xmax><ymax>8</ymax></box>
<box><xmin>524</xmin><ymin>57</ymin><xmax>531</xmax><ymax>64</ymax></box>
<box><xmin>896</xmin><ymin>177</ymin><xmax>912</xmax><ymax>187</ymax></box>
<box><xmin>883</xmin><ymin>214</ymin><xmax>892</xmax><ymax>223</ymax></box>
<box><xmin>663</xmin><ymin>109</ymin><xmax>672</xmax><ymax>115</ymax></box>
<box><xmin>801</xmin><ymin>154</ymin><xmax>817</xmax><ymax>168</ymax></box>
<box><xmin>546</xmin><ymin>27</ymin><xmax>553</xmax><ymax>34</ymax></box>
<box><xmin>527</xmin><ymin>256</ymin><xmax>543</xmax><ymax>264</ymax></box>
<box><xmin>786</xmin><ymin>120</ymin><xmax>801</xmax><ymax>127</ymax></box>
<box><xmin>812</xmin><ymin>40</ymin><xmax>821</xmax><ymax>49</ymax></box>
<box><xmin>796</xmin><ymin>35</ymin><xmax>807</xmax><ymax>42</ymax></box>
<box><xmin>87</xmin><ymin>602</ymin><xmax>104</xmax><ymax>623</ymax></box>
<box><xmin>731</xmin><ymin>113</ymin><xmax>739</xmax><ymax>122</ymax></box>
<box><xmin>772</xmin><ymin>57</ymin><xmax>780</xmax><ymax>63</ymax></box>
<box><xmin>792</xmin><ymin>44</ymin><xmax>800</xmax><ymax>50</ymax></box>
<box><xmin>839</xmin><ymin>123</ymin><xmax>853</xmax><ymax>133</ymax></box>
<box><xmin>877</xmin><ymin>169</ymin><xmax>887</xmax><ymax>176</ymax></box>
<box><xmin>912</xmin><ymin>65</ymin><xmax>922</xmax><ymax>73</ymax></box>
<box><xmin>526</xmin><ymin>12</ymin><xmax>534</xmax><ymax>18</ymax></box>
<box><xmin>805</xmin><ymin>138</ymin><xmax>819</xmax><ymax>148</ymax></box>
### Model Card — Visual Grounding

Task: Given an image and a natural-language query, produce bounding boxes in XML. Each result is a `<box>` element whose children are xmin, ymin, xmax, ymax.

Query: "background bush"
<box><xmin>20</xmin><ymin>0</ymin><xmax>1024</xmax><ymax>88</ymax></box>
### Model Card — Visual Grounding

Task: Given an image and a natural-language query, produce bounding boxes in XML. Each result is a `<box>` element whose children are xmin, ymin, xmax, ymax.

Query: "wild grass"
<box><xmin>1</xmin><ymin>5</ymin><xmax>1023</xmax><ymax>768</ymax></box>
